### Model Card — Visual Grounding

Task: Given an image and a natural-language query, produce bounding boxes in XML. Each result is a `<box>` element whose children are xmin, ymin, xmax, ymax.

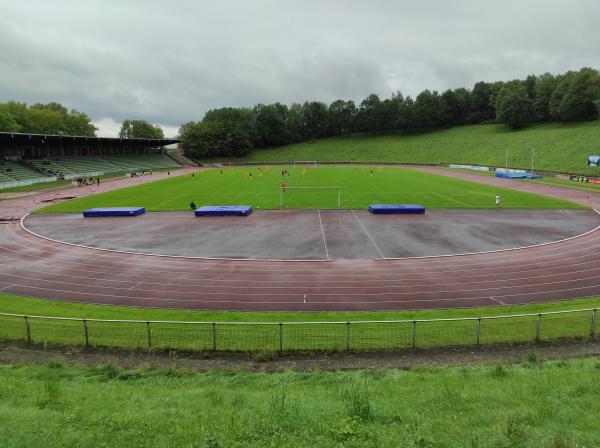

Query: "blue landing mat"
<box><xmin>83</xmin><ymin>207</ymin><xmax>145</xmax><ymax>217</ymax></box>
<box><xmin>495</xmin><ymin>172</ymin><xmax>543</xmax><ymax>179</ymax></box>
<box><xmin>195</xmin><ymin>206</ymin><xmax>253</xmax><ymax>216</ymax></box>
<box><xmin>368</xmin><ymin>204</ymin><xmax>426</xmax><ymax>214</ymax></box>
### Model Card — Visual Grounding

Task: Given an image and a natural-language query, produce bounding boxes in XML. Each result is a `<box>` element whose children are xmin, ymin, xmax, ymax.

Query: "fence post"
<box><xmin>412</xmin><ymin>321</ymin><xmax>417</xmax><ymax>348</ymax></box>
<box><xmin>83</xmin><ymin>319</ymin><xmax>89</xmax><ymax>347</ymax></box>
<box><xmin>345</xmin><ymin>322</ymin><xmax>350</xmax><ymax>350</ymax></box>
<box><xmin>592</xmin><ymin>309</ymin><xmax>597</xmax><ymax>338</ymax></box>
<box><xmin>212</xmin><ymin>323</ymin><xmax>217</xmax><ymax>351</ymax></box>
<box><xmin>476</xmin><ymin>318</ymin><xmax>481</xmax><ymax>345</ymax></box>
<box><xmin>279</xmin><ymin>323</ymin><xmax>283</xmax><ymax>353</ymax></box>
<box><xmin>535</xmin><ymin>314</ymin><xmax>541</xmax><ymax>342</ymax></box>
<box><xmin>146</xmin><ymin>321</ymin><xmax>151</xmax><ymax>350</ymax></box>
<box><xmin>24</xmin><ymin>315</ymin><xmax>31</xmax><ymax>343</ymax></box>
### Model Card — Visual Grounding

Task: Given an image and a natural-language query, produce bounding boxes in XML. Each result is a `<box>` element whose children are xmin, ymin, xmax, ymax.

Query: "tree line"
<box><xmin>179</xmin><ymin>67</ymin><xmax>600</xmax><ymax>159</ymax></box>
<box><xmin>0</xmin><ymin>101</ymin><xmax>97</xmax><ymax>136</ymax></box>
<box><xmin>0</xmin><ymin>101</ymin><xmax>166</xmax><ymax>140</ymax></box>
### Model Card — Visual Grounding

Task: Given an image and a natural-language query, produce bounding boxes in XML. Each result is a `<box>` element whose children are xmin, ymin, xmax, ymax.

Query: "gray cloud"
<box><xmin>0</xmin><ymin>0</ymin><xmax>598</xmax><ymax>137</ymax></box>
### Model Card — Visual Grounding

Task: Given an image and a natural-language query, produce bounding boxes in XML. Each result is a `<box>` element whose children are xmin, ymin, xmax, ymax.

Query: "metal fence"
<box><xmin>0</xmin><ymin>308</ymin><xmax>596</xmax><ymax>352</ymax></box>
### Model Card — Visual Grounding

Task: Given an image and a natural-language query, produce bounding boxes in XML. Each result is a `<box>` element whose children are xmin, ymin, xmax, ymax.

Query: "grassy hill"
<box><xmin>208</xmin><ymin>122</ymin><xmax>600</xmax><ymax>175</ymax></box>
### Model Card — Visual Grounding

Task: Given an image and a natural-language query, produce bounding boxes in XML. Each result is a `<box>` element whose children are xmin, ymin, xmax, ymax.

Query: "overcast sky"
<box><xmin>1</xmin><ymin>0</ymin><xmax>598</xmax><ymax>137</ymax></box>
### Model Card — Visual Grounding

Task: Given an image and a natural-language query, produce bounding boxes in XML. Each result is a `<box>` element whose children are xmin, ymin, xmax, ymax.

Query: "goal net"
<box><xmin>293</xmin><ymin>161</ymin><xmax>317</xmax><ymax>167</ymax></box>
<box><xmin>279</xmin><ymin>186</ymin><xmax>341</xmax><ymax>209</ymax></box>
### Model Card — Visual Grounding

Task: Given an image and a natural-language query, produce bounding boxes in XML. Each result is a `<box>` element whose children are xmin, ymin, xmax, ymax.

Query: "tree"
<box><xmin>555</xmin><ymin>68</ymin><xmax>600</xmax><ymax>121</ymax></box>
<box><xmin>328</xmin><ymin>100</ymin><xmax>356</xmax><ymax>136</ymax></box>
<box><xmin>64</xmin><ymin>110</ymin><xmax>97</xmax><ymax>136</ymax></box>
<box><xmin>470</xmin><ymin>81</ymin><xmax>496</xmax><ymax>123</ymax></box>
<box><xmin>0</xmin><ymin>104</ymin><xmax>21</xmax><ymax>132</ymax></box>
<box><xmin>413</xmin><ymin>90</ymin><xmax>442</xmax><ymax>128</ymax></box>
<box><xmin>253</xmin><ymin>103</ymin><xmax>289</xmax><ymax>147</ymax></box>
<box><xmin>356</xmin><ymin>94</ymin><xmax>382</xmax><ymax>132</ymax></box>
<box><xmin>533</xmin><ymin>73</ymin><xmax>557</xmax><ymax>121</ymax></box>
<box><xmin>284</xmin><ymin>103</ymin><xmax>303</xmax><ymax>143</ymax></box>
<box><xmin>495</xmin><ymin>82</ymin><xmax>533</xmax><ymax>130</ymax></box>
<box><xmin>300</xmin><ymin>101</ymin><xmax>329</xmax><ymax>139</ymax></box>
<box><xmin>119</xmin><ymin>119</ymin><xmax>164</xmax><ymax>139</ymax></box>
<box><xmin>179</xmin><ymin>120</ymin><xmax>252</xmax><ymax>159</ymax></box>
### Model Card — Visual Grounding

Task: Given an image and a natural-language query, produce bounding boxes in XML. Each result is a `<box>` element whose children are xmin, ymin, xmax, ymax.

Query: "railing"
<box><xmin>0</xmin><ymin>176</ymin><xmax>58</xmax><ymax>190</ymax></box>
<box><xmin>0</xmin><ymin>308</ymin><xmax>597</xmax><ymax>352</ymax></box>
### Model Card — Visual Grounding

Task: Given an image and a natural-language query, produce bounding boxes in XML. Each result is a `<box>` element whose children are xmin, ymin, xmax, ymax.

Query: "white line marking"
<box><xmin>0</xmin><ymin>284</ymin><xmax>14</xmax><ymax>292</ymax></box>
<box><xmin>489</xmin><ymin>296</ymin><xmax>506</xmax><ymax>305</ymax></box>
<box><xmin>317</xmin><ymin>210</ymin><xmax>330</xmax><ymax>260</ymax></box>
<box><xmin>128</xmin><ymin>282</ymin><xmax>144</xmax><ymax>290</ymax></box>
<box><xmin>351</xmin><ymin>210</ymin><xmax>385</xmax><ymax>258</ymax></box>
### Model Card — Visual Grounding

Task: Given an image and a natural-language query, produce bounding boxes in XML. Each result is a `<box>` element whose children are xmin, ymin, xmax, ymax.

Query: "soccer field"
<box><xmin>38</xmin><ymin>166</ymin><xmax>581</xmax><ymax>213</ymax></box>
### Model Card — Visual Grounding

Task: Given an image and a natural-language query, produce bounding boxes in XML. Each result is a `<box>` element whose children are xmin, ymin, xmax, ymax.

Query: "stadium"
<box><xmin>2</xmin><ymin>2</ymin><xmax>600</xmax><ymax>447</ymax></box>
<box><xmin>1</xmin><ymin>130</ymin><xmax>599</xmax><ymax>348</ymax></box>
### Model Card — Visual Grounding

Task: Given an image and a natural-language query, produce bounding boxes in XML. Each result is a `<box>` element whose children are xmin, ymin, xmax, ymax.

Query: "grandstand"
<box><xmin>28</xmin><ymin>155</ymin><xmax>180</xmax><ymax>178</ymax></box>
<box><xmin>0</xmin><ymin>131</ymin><xmax>183</xmax><ymax>188</ymax></box>
<box><xmin>0</xmin><ymin>159</ymin><xmax>42</xmax><ymax>182</ymax></box>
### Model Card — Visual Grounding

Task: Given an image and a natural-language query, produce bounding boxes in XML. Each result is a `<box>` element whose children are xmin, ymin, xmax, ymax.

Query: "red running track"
<box><xmin>0</xmin><ymin>168</ymin><xmax>599</xmax><ymax>311</ymax></box>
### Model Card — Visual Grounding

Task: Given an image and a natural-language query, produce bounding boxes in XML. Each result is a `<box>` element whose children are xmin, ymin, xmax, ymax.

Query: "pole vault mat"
<box><xmin>495</xmin><ymin>172</ymin><xmax>543</xmax><ymax>179</ymax></box>
<box><xmin>368</xmin><ymin>204</ymin><xmax>426</xmax><ymax>214</ymax></box>
<box><xmin>194</xmin><ymin>205</ymin><xmax>253</xmax><ymax>217</ymax></box>
<box><xmin>83</xmin><ymin>207</ymin><xmax>145</xmax><ymax>217</ymax></box>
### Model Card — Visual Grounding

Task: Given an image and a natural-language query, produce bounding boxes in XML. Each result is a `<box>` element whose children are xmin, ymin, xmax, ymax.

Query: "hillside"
<box><xmin>208</xmin><ymin>122</ymin><xmax>600</xmax><ymax>174</ymax></box>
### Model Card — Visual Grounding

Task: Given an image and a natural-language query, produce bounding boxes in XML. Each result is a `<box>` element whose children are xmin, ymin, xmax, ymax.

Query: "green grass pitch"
<box><xmin>37</xmin><ymin>166</ymin><xmax>581</xmax><ymax>213</ymax></box>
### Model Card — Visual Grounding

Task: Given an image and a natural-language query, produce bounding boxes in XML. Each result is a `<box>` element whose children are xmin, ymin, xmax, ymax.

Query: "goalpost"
<box><xmin>279</xmin><ymin>186</ymin><xmax>341</xmax><ymax>209</ymax></box>
<box><xmin>292</xmin><ymin>161</ymin><xmax>318</xmax><ymax>167</ymax></box>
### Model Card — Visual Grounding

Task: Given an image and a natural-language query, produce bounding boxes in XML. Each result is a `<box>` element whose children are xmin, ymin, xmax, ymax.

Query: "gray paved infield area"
<box><xmin>24</xmin><ymin>209</ymin><xmax>600</xmax><ymax>260</ymax></box>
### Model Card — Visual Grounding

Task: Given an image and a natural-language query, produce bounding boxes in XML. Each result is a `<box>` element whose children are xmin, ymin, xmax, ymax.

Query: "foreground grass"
<box><xmin>210</xmin><ymin>122</ymin><xmax>600</xmax><ymax>175</ymax></box>
<box><xmin>0</xmin><ymin>358</ymin><xmax>599</xmax><ymax>447</ymax></box>
<box><xmin>1</xmin><ymin>294</ymin><xmax>598</xmax><ymax>351</ymax></box>
<box><xmin>36</xmin><ymin>166</ymin><xmax>580</xmax><ymax>213</ymax></box>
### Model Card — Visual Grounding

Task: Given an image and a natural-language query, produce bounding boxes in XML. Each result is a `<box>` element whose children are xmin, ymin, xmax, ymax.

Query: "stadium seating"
<box><xmin>29</xmin><ymin>155</ymin><xmax>180</xmax><ymax>177</ymax></box>
<box><xmin>0</xmin><ymin>160</ymin><xmax>43</xmax><ymax>181</ymax></box>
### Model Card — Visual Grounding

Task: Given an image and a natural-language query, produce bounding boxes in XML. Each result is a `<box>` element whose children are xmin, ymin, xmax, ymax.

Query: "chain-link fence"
<box><xmin>0</xmin><ymin>308</ymin><xmax>597</xmax><ymax>352</ymax></box>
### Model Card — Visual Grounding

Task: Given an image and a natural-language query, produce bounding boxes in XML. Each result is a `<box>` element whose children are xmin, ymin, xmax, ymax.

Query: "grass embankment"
<box><xmin>209</xmin><ymin>122</ymin><xmax>600</xmax><ymax>175</ymax></box>
<box><xmin>0</xmin><ymin>359</ymin><xmax>599</xmax><ymax>447</ymax></box>
<box><xmin>1</xmin><ymin>294</ymin><xmax>598</xmax><ymax>351</ymax></box>
<box><xmin>35</xmin><ymin>166</ymin><xmax>580</xmax><ymax>213</ymax></box>
<box><xmin>1</xmin><ymin>294</ymin><xmax>598</xmax><ymax>322</ymax></box>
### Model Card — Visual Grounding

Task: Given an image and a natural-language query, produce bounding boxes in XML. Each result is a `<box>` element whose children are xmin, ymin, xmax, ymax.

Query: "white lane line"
<box><xmin>489</xmin><ymin>296</ymin><xmax>506</xmax><ymax>305</ymax></box>
<box><xmin>351</xmin><ymin>210</ymin><xmax>385</xmax><ymax>258</ymax></box>
<box><xmin>128</xmin><ymin>282</ymin><xmax>144</xmax><ymax>290</ymax></box>
<box><xmin>317</xmin><ymin>210</ymin><xmax>330</xmax><ymax>260</ymax></box>
<box><xmin>0</xmin><ymin>284</ymin><xmax>14</xmax><ymax>292</ymax></box>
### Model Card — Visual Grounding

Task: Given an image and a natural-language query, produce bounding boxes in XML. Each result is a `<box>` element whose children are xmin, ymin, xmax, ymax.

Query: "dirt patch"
<box><xmin>1</xmin><ymin>338</ymin><xmax>599</xmax><ymax>372</ymax></box>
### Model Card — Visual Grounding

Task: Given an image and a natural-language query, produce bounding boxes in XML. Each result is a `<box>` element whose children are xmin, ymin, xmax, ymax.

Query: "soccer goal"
<box><xmin>279</xmin><ymin>186</ymin><xmax>341</xmax><ymax>209</ymax></box>
<box><xmin>293</xmin><ymin>161</ymin><xmax>318</xmax><ymax>167</ymax></box>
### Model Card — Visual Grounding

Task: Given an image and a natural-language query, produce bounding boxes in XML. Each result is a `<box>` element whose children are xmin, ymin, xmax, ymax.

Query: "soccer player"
<box><xmin>495</xmin><ymin>193</ymin><xmax>501</xmax><ymax>208</ymax></box>
<box><xmin>281</xmin><ymin>180</ymin><xmax>286</xmax><ymax>192</ymax></box>
<box><xmin>190</xmin><ymin>200</ymin><xmax>196</xmax><ymax>210</ymax></box>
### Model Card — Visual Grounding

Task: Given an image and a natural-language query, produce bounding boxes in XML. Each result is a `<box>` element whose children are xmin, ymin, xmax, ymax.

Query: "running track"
<box><xmin>0</xmin><ymin>167</ymin><xmax>599</xmax><ymax>311</ymax></box>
